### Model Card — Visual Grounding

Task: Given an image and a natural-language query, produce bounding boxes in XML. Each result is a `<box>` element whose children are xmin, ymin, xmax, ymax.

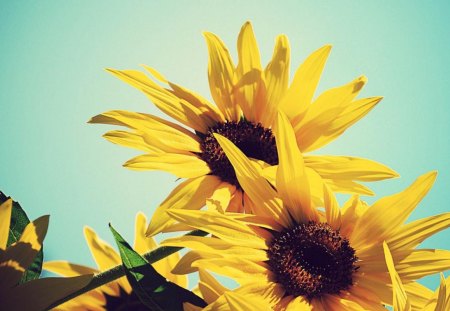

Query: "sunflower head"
<box><xmin>267</xmin><ymin>221</ymin><xmax>358</xmax><ymax>300</ymax></box>
<box><xmin>199</xmin><ymin>120</ymin><xmax>278</xmax><ymax>187</ymax></box>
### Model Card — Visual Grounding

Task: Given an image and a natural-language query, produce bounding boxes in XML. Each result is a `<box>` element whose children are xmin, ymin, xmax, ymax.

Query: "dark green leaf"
<box><xmin>109</xmin><ymin>224</ymin><xmax>207</xmax><ymax>311</ymax></box>
<box><xmin>0</xmin><ymin>191</ymin><xmax>44</xmax><ymax>282</ymax></box>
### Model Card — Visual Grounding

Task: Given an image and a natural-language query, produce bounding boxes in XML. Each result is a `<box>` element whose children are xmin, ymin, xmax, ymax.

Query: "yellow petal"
<box><xmin>166</xmin><ymin>209</ymin><xmax>266</xmax><ymax>250</ymax></box>
<box><xmin>383</xmin><ymin>242</ymin><xmax>411</xmax><ymax>311</ymax></box>
<box><xmin>298</xmin><ymin>96</ymin><xmax>381</xmax><ymax>152</ymax></box>
<box><xmin>339</xmin><ymin>195</ymin><xmax>367</xmax><ymax>238</ymax></box>
<box><xmin>403</xmin><ymin>282</ymin><xmax>433</xmax><ymax>310</ymax></box>
<box><xmin>172</xmin><ymin>250</ymin><xmax>219</xmax><ymax>275</ymax></box>
<box><xmin>90</xmin><ymin>110</ymin><xmax>201</xmax><ymax>153</ymax></box>
<box><xmin>0</xmin><ymin>198</ymin><xmax>13</xmax><ymax>249</ymax></box>
<box><xmin>0</xmin><ymin>274</ymin><xmax>92</xmax><ymax>311</ymax></box>
<box><xmin>435</xmin><ymin>274</ymin><xmax>448</xmax><ymax>311</ymax></box>
<box><xmin>1</xmin><ymin>215</ymin><xmax>49</xmax><ymax>288</ymax></box>
<box><xmin>235</xmin><ymin>22</ymin><xmax>263</xmax><ymax>122</ymax></box>
<box><xmin>208</xmin><ymin>183</ymin><xmax>235</xmax><ymax>213</ymax></box>
<box><xmin>285</xmin><ymin>296</ymin><xmax>311</xmax><ymax>310</ymax></box>
<box><xmin>203</xmin><ymin>32</ymin><xmax>239</xmax><ymax>121</ymax></box>
<box><xmin>162</xmin><ymin>235</ymin><xmax>267</xmax><ymax>262</ymax></box>
<box><xmin>124</xmin><ymin>153</ymin><xmax>210</xmax><ymax>178</ymax></box>
<box><xmin>83</xmin><ymin>226</ymin><xmax>121</xmax><ymax>271</ymax></box>
<box><xmin>274</xmin><ymin>112</ymin><xmax>317</xmax><ymax>223</ymax></box>
<box><xmin>323</xmin><ymin>183</ymin><xmax>342</xmax><ymax>230</ymax></box>
<box><xmin>142</xmin><ymin>65</ymin><xmax>225</xmax><ymax>123</ymax></box>
<box><xmin>394</xmin><ymin>249</ymin><xmax>450</xmax><ymax>282</ymax></box>
<box><xmin>387</xmin><ymin>213</ymin><xmax>450</xmax><ymax>252</ymax></box>
<box><xmin>279</xmin><ymin>45</ymin><xmax>331</xmax><ymax>121</ymax></box>
<box><xmin>226</xmin><ymin>190</ymin><xmax>244</xmax><ymax>213</ymax></box>
<box><xmin>192</xmin><ymin>258</ymin><xmax>267</xmax><ymax>282</ymax></box>
<box><xmin>261</xmin><ymin>35</ymin><xmax>290</xmax><ymax>127</ymax></box>
<box><xmin>296</xmin><ymin>75</ymin><xmax>367</xmax><ymax>128</ymax></box>
<box><xmin>103</xmin><ymin>130</ymin><xmax>161</xmax><ymax>153</ymax></box>
<box><xmin>304</xmin><ymin>155</ymin><xmax>398</xmax><ymax>182</ymax></box>
<box><xmin>324</xmin><ymin>178</ymin><xmax>375</xmax><ymax>196</ymax></box>
<box><xmin>198</xmin><ymin>268</ymin><xmax>227</xmax><ymax>304</ymax></box>
<box><xmin>106</xmin><ymin>69</ymin><xmax>214</xmax><ymax>132</ymax></box>
<box><xmin>214</xmin><ymin>134</ymin><xmax>288</xmax><ymax>225</ymax></box>
<box><xmin>146</xmin><ymin>175</ymin><xmax>222</xmax><ymax>236</ymax></box>
<box><xmin>43</xmin><ymin>261</ymin><xmax>98</xmax><ymax>277</ymax></box>
<box><xmin>351</xmin><ymin>171</ymin><xmax>437</xmax><ymax>250</ymax></box>
<box><xmin>133</xmin><ymin>212</ymin><xmax>156</xmax><ymax>254</ymax></box>
<box><xmin>224</xmin><ymin>292</ymin><xmax>271</xmax><ymax>311</ymax></box>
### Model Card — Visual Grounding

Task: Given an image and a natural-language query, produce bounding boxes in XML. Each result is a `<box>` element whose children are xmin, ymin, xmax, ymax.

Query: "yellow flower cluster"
<box><xmin>2</xmin><ymin>22</ymin><xmax>448</xmax><ymax>311</ymax></box>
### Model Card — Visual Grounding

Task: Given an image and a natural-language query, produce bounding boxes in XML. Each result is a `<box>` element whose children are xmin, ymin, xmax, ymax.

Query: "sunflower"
<box><xmin>160</xmin><ymin>114</ymin><xmax>450</xmax><ymax>310</ymax></box>
<box><xmin>43</xmin><ymin>212</ymin><xmax>186</xmax><ymax>310</ymax></box>
<box><xmin>89</xmin><ymin>21</ymin><xmax>397</xmax><ymax>236</ymax></box>
<box><xmin>0</xmin><ymin>195</ymin><xmax>92</xmax><ymax>311</ymax></box>
<box><xmin>384</xmin><ymin>242</ymin><xmax>450</xmax><ymax>311</ymax></box>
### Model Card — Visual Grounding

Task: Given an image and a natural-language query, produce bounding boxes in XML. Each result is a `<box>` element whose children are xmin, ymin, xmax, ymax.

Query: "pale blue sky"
<box><xmin>1</xmin><ymin>1</ymin><xmax>449</xmax><ymax>290</ymax></box>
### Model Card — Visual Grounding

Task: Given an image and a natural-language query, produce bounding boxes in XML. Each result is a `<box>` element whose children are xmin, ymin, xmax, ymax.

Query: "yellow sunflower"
<box><xmin>43</xmin><ymin>212</ymin><xmax>186</xmax><ymax>310</ymax></box>
<box><xmin>0</xmin><ymin>196</ymin><xmax>92</xmax><ymax>311</ymax></box>
<box><xmin>89</xmin><ymin>21</ymin><xmax>397</xmax><ymax>236</ymax></box>
<box><xmin>160</xmin><ymin>114</ymin><xmax>450</xmax><ymax>310</ymax></box>
<box><xmin>44</xmin><ymin>212</ymin><xmax>257</xmax><ymax>311</ymax></box>
<box><xmin>384</xmin><ymin>242</ymin><xmax>450</xmax><ymax>311</ymax></box>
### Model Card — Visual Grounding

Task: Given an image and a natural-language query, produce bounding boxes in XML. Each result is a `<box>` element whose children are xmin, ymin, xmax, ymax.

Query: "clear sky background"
<box><xmin>1</xmin><ymin>1</ymin><xmax>449</xmax><ymax>291</ymax></box>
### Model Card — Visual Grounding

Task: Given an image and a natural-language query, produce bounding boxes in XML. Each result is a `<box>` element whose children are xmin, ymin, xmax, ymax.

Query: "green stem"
<box><xmin>46</xmin><ymin>230</ymin><xmax>207</xmax><ymax>310</ymax></box>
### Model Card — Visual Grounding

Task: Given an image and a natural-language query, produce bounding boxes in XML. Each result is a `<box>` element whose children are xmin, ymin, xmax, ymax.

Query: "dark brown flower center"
<box><xmin>103</xmin><ymin>287</ymin><xmax>150</xmax><ymax>311</ymax></box>
<box><xmin>199</xmin><ymin>120</ymin><xmax>278</xmax><ymax>187</ymax></box>
<box><xmin>267</xmin><ymin>222</ymin><xmax>358</xmax><ymax>300</ymax></box>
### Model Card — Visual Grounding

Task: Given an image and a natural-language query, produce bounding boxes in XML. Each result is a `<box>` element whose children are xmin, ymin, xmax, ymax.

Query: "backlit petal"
<box><xmin>146</xmin><ymin>175</ymin><xmax>221</xmax><ymax>236</ymax></box>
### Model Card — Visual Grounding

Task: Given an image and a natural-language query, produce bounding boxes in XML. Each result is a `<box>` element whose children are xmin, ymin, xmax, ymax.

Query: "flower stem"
<box><xmin>45</xmin><ymin>229</ymin><xmax>207</xmax><ymax>310</ymax></box>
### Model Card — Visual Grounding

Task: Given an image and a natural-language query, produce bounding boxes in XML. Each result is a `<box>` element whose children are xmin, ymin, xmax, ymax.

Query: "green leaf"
<box><xmin>0</xmin><ymin>191</ymin><xmax>44</xmax><ymax>283</ymax></box>
<box><xmin>109</xmin><ymin>224</ymin><xmax>207</xmax><ymax>311</ymax></box>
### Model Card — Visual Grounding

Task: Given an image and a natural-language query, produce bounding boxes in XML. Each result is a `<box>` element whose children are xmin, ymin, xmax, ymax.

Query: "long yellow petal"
<box><xmin>172</xmin><ymin>251</ymin><xmax>219</xmax><ymax>275</ymax></box>
<box><xmin>43</xmin><ymin>261</ymin><xmax>98</xmax><ymax>277</ymax></box>
<box><xmin>83</xmin><ymin>226</ymin><xmax>121</xmax><ymax>271</ymax></box>
<box><xmin>394</xmin><ymin>249</ymin><xmax>450</xmax><ymax>282</ymax></box>
<box><xmin>198</xmin><ymin>268</ymin><xmax>227</xmax><ymax>304</ymax></box>
<box><xmin>162</xmin><ymin>235</ymin><xmax>267</xmax><ymax>262</ymax></box>
<box><xmin>124</xmin><ymin>153</ymin><xmax>210</xmax><ymax>178</ymax></box>
<box><xmin>285</xmin><ymin>296</ymin><xmax>311</xmax><ymax>310</ymax></box>
<box><xmin>300</xmin><ymin>96</ymin><xmax>381</xmax><ymax>152</ymax></box>
<box><xmin>133</xmin><ymin>212</ymin><xmax>156</xmax><ymax>254</ymax></box>
<box><xmin>274</xmin><ymin>112</ymin><xmax>317</xmax><ymax>223</ymax></box>
<box><xmin>192</xmin><ymin>258</ymin><xmax>267</xmax><ymax>282</ymax></box>
<box><xmin>106</xmin><ymin>69</ymin><xmax>215</xmax><ymax>132</ymax></box>
<box><xmin>383</xmin><ymin>242</ymin><xmax>411</xmax><ymax>311</ymax></box>
<box><xmin>296</xmin><ymin>75</ymin><xmax>367</xmax><ymax>127</ymax></box>
<box><xmin>0</xmin><ymin>198</ymin><xmax>13</xmax><ymax>249</ymax></box>
<box><xmin>203</xmin><ymin>32</ymin><xmax>239</xmax><ymax>121</ymax></box>
<box><xmin>279</xmin><ymin>45</ymin><xmax>331</xmax><ymax>120</ymax></box>
<box><xmin>214</xmin><ymin>134</ymin><xmax>289</xmax><ymax>226</ymax></box>
<box><xmin>261</xmin><ymin>35</ymin><xmax>290</xmax><ymax>127</ymax></box>
<box><xmin>142</xmin><ymin>65</ymin><xmax>225</xmax><ymax>123</ymax></box>
<box><xmin>103</xmin><ymin>130</ymin><xmax>161</xmax><ymax>153</ymax></box>
<box><xmin>324</xmin><ymin>178</ymin><xmax>375</xmax><ymax>196</ymax></box>
<box><xmin>351</xmin><ymin>171</ymin><xmax>437</xmax><ymax>250</ymax></box>
<box><xmin>0</xmin><ymin>275</ymin><xmax>92</xmax><ymax>311</ymax></box>
<box><xmin>166</xmin><ymin>209</ymin><xmax>266</xmax><ymax>250</ymax></box>
<box><xmin>224</xmin><ymin>292</ymin><xmax>271</xmax><ymax>311</ymax></box>
<box><xmin>90</xmin><ymin>110</ymin><xmax>201</xmax><ymax>153</ymax></box>
<box><xmin>323</xmin><ymin>183</ymin><xmax>342</xmax><ymax>230</ymax></box>
<box><xmin>387</xmin><ymin>213</ymin><xmax>450</xmax><ymax>252</ymax></box>
<box><xmin>235</xmin><ymin>22</ymin><xmax>263</xmax><ymax>122</ymax></box>
<box><xmin>304</xmin><ymin>155</ymin><xmax>398</xmax><ymax>182</ymax></box>
<box><xmin>146</xmin><ymin>175</ymin><xmax>222</xmax><ymax>236</ymax></box>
